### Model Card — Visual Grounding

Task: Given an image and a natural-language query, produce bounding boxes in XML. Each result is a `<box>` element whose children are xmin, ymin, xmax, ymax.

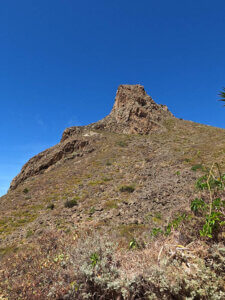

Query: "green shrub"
<box><xmin>23</xmin><ymin>188</ymin><xmax>29</xmax><ymax>194</ymax></box>
<box><xmin>191</xmin><ymin>198</ymin><xmax>206</xmax><ymax>213</ymax></box>
<box><xmin>119</xmin><ymin>185</ymin><xmax>135</xmax><ymax>193</ymax></box>
<box><xmin>64</xmin><ymin>199</ymin><xmax>78</xmax><ymax>208</ymax></box>
<box><xmin>192</xmin><ymin>164</ymin><xmax>225</xmax><ymax>238</ymax></box>
<box><xmin>195</xmin><ymin>174</ymin><xmax>223</xmax><ymax>190</ymax></box>
<box><xmin>47</xmin><ymin>203</ymin><xmax>55</xmax><ymax>210</ymax></box>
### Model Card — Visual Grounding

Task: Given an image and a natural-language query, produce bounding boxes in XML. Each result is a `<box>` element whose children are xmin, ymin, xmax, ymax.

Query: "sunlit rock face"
<box><xmin>92</xmin><ymin>84</ymin><xmax>174</xmax><ymax>134</ymax></box>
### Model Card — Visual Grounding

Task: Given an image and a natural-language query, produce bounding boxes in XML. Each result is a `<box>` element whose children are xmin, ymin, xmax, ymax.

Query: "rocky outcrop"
<box><xmin>10</xmin><ymin>134</ymin><xmax>96</xmax><ymax>190</ymax></box>
<box><xmin>10</xmin><ymin>84</ymin><xmax>174</xmax><ymax>190</ymax></box>
<box><xmin>91</xmin><ymin>84</ymin><xmax>173</xmax><ymax>134</ymax></box>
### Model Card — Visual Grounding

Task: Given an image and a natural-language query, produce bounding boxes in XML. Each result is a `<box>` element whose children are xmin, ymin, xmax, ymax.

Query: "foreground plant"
<box><xmin>191</xmin><ymin>163</ymin><xmax>225</xmax><ymax>238</ymax></box>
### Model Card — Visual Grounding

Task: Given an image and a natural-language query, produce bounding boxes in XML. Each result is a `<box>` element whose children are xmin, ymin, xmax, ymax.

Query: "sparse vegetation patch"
<box><xmin>119</xmin><ymin>185</ymin><xmax>135</xmax><ymax>193</ymax></box>
<box><xmin>64</xmin><ymin>199</ymin><xmax>78</xmax><ymax>208</ymax></box>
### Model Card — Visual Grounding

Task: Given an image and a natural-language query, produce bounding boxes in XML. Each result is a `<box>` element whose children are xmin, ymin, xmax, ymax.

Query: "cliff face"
<box><xmin>10</xmin><ymin>84</ymin><xmax>174</xmax><ymax>190</ymax></box>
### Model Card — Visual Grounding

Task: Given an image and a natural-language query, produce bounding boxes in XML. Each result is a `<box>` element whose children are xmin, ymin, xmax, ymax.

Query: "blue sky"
<box><xmin>1</xmin><ymin>0</ymin><xmax>225</xmax><ymax>196</ymax></box>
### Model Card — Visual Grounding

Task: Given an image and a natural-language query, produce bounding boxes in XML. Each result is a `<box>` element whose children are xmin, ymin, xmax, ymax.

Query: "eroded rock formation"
<box><xmin>91</xmin><ymin>84</ymin><xmax>173</xmax><ymax>134</ymax></box>
<box><xmin>10</xmin><ymin>84</ymin><xmax>174</xmax><ymax>190</ymax></box>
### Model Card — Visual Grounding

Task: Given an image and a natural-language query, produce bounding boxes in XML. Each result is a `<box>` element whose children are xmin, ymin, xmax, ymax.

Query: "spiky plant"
<box><xmin>219</xmin><ymin>87</ymin><xmax>225</xmax><ymax>104</ymax></box>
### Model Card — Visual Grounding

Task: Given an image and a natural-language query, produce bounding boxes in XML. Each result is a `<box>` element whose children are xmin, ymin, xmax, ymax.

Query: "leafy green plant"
<box><xmin>64</xmin><ymin>199</ymin><xmax>78</xmax><ymax>208</ymax></box>
<box><xmin>164</xmin><ymin>225</ymin><xmax>171</xmax><ymax>236</ymax></box>
<box><xmin>191</xmin><ymin>198</ymin><xmax>206</xmax><ymax>213</ymax></box>
<box><xmin>195</xmin><ymin>175</ymin><xmax>208</xmax><ymax>190</ymax></box>
<box><xmin>195</xmin><ymin>174</ymin><xmax>223</xmax><ymax>190</ymax></box>
<box><xmin>119</xmin><ymin>185</ymin><xmax>135</xmax><ymax>193</ymax></box>
<box><xmin>90</xmin><ymin>252</ymin><xmax>100</xmax><ymax>267</ymax></box>
<box><xmin>200</xmin><ymin>212</ymin><xmax>223</xmax><ymax>238</ymax></box>
<box><xmin>192</xmin><ymin>163</ymin><xmax>225</xmax><ymax>238</ymax></box>
<box><xmin>151</xmin><ymin>227</ymin><xmax>163</xmax><ymax>237</ymax></box>
<box><xmin>129</xmin><ymin>238</ymin><xmax>139</xmax><ymax>250</ymax></box>
<box><xmin>164</xmin><ymin>214</ymin><xmax>186</xmax><ymax>236</ymax></box>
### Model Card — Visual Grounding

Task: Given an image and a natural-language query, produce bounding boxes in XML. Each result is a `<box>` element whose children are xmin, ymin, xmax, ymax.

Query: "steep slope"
<box><xmin>0</xmin><ymin>85</ymin><xmax>225</xmax><ymax>299</ymax></box>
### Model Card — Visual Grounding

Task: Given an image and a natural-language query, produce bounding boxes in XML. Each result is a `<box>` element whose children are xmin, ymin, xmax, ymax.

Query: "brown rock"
<box><xmin>91</xmin><ymin>84</ymin><xmax>173</xmax><ymax>134</ymax></box>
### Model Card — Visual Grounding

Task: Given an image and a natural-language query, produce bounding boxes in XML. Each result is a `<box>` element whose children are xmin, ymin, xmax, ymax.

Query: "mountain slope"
<box><xmin>0</xmin><ymin>85</ymin><xmax>225</xmax><ymax>299</ymax></box>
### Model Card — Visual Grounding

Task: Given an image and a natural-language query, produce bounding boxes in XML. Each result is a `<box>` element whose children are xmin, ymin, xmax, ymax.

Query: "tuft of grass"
<box><xmin>104</xmin><ymin>200</ymin><xmax>118</xmax><ymax>209</ymax></box>
<box><xmin>88</xmin><ymin>180</ymin><xmax>104</xmax><ymax>186</ymax></box>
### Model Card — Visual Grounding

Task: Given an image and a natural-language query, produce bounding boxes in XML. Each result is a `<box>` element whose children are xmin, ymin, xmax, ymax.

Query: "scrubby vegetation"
<box><xmin>0</xmin><ymin>226</ymin><xmax>225</xmax><ymax>299</ymax></box>
<box><xmin>0</xmin><ymin>163</ymin><xmax>225</xmax><ymax>299</ymax></box>
<box><xmin>64</xmin><ymin>199</ymin><xmax>78</xmax><ymax>208</ymax></box>
<box><xmin>119</xmin><ymin>185</ymin><xmax>135</xmax><ymax>193</ymax></box>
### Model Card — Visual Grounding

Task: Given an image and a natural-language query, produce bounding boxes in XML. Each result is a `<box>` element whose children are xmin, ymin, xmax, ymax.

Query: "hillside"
<box><xmin>0</xmin><ymin>85</ymin><xmax>225</xmax><ymax>299</ymax></box>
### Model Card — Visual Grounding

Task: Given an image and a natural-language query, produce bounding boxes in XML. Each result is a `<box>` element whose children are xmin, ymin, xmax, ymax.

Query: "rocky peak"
<box><xmin>92</xmin><ymin>84</ymin><xmax>173</xmax><ymax>134</ymax></box>
<box><xmin>10</xmin><ymin>84</ymin><xmax>174</xmax><ymax>190</ymax></box>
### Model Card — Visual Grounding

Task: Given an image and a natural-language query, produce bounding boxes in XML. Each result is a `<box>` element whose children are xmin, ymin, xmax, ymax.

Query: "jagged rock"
<box><xmin>91</xmin><ymin>84</ymin><xmax>173</xmax><ymax>134</ymax></box>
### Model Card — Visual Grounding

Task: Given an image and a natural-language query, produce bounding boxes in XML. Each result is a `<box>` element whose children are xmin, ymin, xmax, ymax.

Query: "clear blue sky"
<box><xmin>1</xmin><ymin>0</ymin><xmax>225</xmax><ymax>196</ymax></box>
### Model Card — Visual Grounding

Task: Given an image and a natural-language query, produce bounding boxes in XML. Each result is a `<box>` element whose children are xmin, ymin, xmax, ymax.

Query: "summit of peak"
<box><xmin>92</xmin><ymin>84</ymin><xmax>174</xmax><ymax>134</ymax></box>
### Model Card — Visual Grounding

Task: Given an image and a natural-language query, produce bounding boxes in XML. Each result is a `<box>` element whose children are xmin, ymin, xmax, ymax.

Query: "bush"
<box><xmin>47</xmin><ymin>203</ymin><xmax>55</xmax><ymax>210</ymax></box>
<box><xmin>23</xmin><ymin>188</ymin><xmax>29</xmax><ymax>194</ymax></box>
<box><xmin>119</xmin><ymin>185</ymin><xmax>135</xmax><ymax>193</ymax></box>
<box><xmin>64</xmin><ymin>199</ymin><xmax>78</xmax><ymax>208</ymax></box>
